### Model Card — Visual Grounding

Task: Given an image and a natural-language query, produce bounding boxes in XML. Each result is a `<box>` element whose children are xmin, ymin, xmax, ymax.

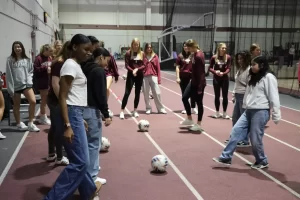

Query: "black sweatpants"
<box><xmin>121</xmin><ymin>71</ymin><xmax>144</xmax><ymax>109</ymax></box>
<box><xmin>182</xmin><ymin>82</ymin><xmax>205</xmax><ymax>121</ymax></box>
<box><xmin>213</xmin><ymin>78</ymin><xmax>229</xmax><ymax>112</ymax></box>
<box><xmin>179</xmin><ymin>77</ymin><xmax>196</xmax><ymax>108</ymax></box>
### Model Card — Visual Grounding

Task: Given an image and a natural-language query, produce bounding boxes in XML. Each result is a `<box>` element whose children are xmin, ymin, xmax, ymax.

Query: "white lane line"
<box><xmin>161</xmin><ymin>70</ymin><xmax>300</xmax><ymax>113</ymax></box>
<box><xmin>160</xmin><ymin>102</ymin><xmax>300</xmax><ymax>199</ymax></box>
<box><xmin>109</xmin><ymin>89</ymin><xmax>204</xmax><ymax>200</ymax></box>
<box><xmin>0</xmin><ymin>107</ymin><xmax>41</xmax><ymax>186</ymax></box>
<box><xmin>159</xmin><ymin>84</ymin><xmax>300</xmax><ymax>152</ymax></box>
<box><xmin>117</xmin><ymin>70</ymin><xmax>300</xmax><ymax>198</ymax></box>
<box><xmin>160</xmin><ymin>74</ymin><xmax>300</xmax><ymax>128</ymax></box>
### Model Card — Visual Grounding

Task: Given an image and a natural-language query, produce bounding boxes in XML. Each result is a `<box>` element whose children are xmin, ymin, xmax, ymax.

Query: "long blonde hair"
<box><xmin>215</xmin><ymin>43</ymin><xmax>227</xmax><ymax>63</ymax></box>
<box><xmin>39</xmin><ymin>44</ymin><xmax>52</xmax><ymax>55</ymax></box>
<box><xmin>130</xmin><ymin>38</ymin><xmax>143</xmax><ymax>58</ymax></box>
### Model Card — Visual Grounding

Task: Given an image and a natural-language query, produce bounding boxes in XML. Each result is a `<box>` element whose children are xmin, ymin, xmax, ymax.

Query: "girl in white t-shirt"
<box><xmin>44</xmin><ymin>34</ymin><xmax>101</xmax><ymax>200</ymax></box>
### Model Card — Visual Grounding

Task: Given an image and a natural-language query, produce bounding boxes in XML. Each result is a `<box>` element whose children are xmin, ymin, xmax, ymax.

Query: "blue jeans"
<box><xmin>44</xmin><ymin>105</ymin><xmax>96</xmax><ymax>200</ymax></box>
<box><xmin>83</xmin><ymin>107</ymin><xmax>102</xmax><ymax>181</ymax></box>
<box><xmin>231</xmin><ymin>93</ymin><xmax>248</xmax><ymax>143</ymax></box>
<box><xmin>220</xmin><ymin>109</ymin><xmax>270</xmax><ymax>164</ymax></box>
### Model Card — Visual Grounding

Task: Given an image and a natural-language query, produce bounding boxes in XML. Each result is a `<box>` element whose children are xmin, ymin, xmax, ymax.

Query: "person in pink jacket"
<box><xmin>142</xmin><ymin>43</ymin><xmax>167</xmax><ymax>114</ymax></box>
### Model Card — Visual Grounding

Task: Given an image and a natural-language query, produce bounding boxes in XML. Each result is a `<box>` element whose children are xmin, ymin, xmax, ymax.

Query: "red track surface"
<box><xmin>0</xmin><ymin>61</ymin><xmax>300</xmax><ymax>200</ymax></box>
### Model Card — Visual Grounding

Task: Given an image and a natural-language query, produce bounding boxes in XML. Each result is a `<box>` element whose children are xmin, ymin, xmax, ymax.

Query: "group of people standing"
<box><xmin>2</xmin><ymin>33</ymin><xmax>282</xmax><ymax>199</ymax></box>
<box><xmin>174</xmin><ymin>41</ymin><xmax>281</xmax><ymax>169</ymax></box>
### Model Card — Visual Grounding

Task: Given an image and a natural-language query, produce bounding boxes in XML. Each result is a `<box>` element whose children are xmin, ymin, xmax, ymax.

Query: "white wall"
<box><xmin>58</xmin><ymin>0</ymin><xmax>300</xmax><ymax>55</ymax></box>
<box><xmin>0</xmin><ymin>0</ymin><xmax>59</xmax><ymax>72</ymax></box>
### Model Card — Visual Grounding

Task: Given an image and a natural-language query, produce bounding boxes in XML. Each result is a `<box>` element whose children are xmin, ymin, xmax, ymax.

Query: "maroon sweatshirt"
<box><xmin>175</xmin><ymin>53</ymin><xmax>192</xmax><ymax>79</ymax></box>
<box><xmin>191</xmin><ymin>51</ymin><xmax>206</xmax><ymax>94</ymax></box>
<box><xmin>209</xmin><ymin>54</ymin><xmax>231</xmax><ymax>81</ymax></box>
<box><xmin>143</xmin><ymin>54</ymin><xmax>161</xmax><ymax>84</ymax></box>
<box><xmin>105</xmin><ymin>55</ymin><xmax>119</xmax><ymax>81</ymax></box>
<box><xmin>125</xmin><ymin>50</ymin><xmax>146</xmax><ymax>75</ymax></box>
<box><xmin>33</xmin><ymin>54</ymin><xmax>52</xmax><ymax>90</ymax></box>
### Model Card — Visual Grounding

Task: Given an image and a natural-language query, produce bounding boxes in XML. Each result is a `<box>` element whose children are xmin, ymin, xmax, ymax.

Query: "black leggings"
<box><xmin>182</xmin><ymin>82</ymin><xmax>205</xmax><ymax>121</ymax></box>
<box><xmin>121</xmin><ymin>71</ymin><xmax>143</xmax><ymax>109</ymax></box>
<box><xmin>213</xmin><ymin>78</ymin><xmax>229</xmax><ymax>112</ymax></box>
<box><xmin>179</xmin><ymin>77</ymin><xmax>195</xmax><ymax>108</ymax></box>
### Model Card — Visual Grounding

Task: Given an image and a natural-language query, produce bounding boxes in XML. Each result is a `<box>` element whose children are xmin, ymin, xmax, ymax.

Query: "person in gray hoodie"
<box><xmin>213</xmin><ymin>56</ymin><xmax>281</xmax><ymax>169</ymax></box>
<box><xmin>6</xmin><ymin>41</ymin><xmax>39</xmax><ymax>132</ymax></box>
<box><xmin>224</xmin><ymin>51</ymin><xmax>252</xmax><ymax>147</ymax></box>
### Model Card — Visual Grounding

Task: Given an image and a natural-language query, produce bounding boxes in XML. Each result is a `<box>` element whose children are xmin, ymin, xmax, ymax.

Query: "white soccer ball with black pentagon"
<box><xmin>138</xmin><ymin>119</ymin><xmax>150</xmax><ymax>132</ymax></box>
<box><xmin>100</xmin><ymin>137</ymin><xmax>111</xmax><ymax>152</ymax></box>
<box><xmin>151</xmin><ymin>155</ymin><xmax>168</xmax><ymax>172</ymax></box>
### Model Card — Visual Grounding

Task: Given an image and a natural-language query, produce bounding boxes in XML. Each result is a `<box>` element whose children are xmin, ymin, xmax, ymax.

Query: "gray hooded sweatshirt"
<box><xmin>6</xmin><ymin>56</ymin><xmax>34</xmax><ymax>95</ymax></box>
<box><xmin>243</xmin><ymin>73</ymin><xmax>281</xmax><ymax>123</ymax></box>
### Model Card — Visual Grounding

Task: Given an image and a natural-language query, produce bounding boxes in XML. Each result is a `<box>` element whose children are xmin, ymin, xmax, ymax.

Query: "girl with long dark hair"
<box><xmin>119</xmin><ymin>38</ymin><xmax>145</xmax><ymax>119</ymax></box>
<box><xmin>209</xmin><ymin>43</ymin><xmax>232</xmax><ymax>119</ymax></box>
<box><xmin>46</xmin><ymin>41</ymin><xmax>71</xmax><ymax>166</ymax></box>
<box><xmin>175</xmin><ymin>42</ymin><xmax>197</xmax><ymax>115</ymax></box>
<box><xmin>6</xmin><ymin>41</ymin><xmax>39</xmax><ymax>132</ymax></box>
<box><xmin>180</xmin><ymin>39</ymin><xmax>206</xmax><ymax>132</ymax></box>
<box><xmin>143</xmin><ymin>43</ymin><xmax>167</xmax><ymax>114</ymax></box>
<box><xmin>224</xmin><ymin>51</ymin><xmax>251</xmax><ymax>147</ymax></box>
<box><xmin>213</xmin><ymin>56</ymin><xmax>281</xmax><ymax>169</ymax></box>
<box><xmin>44</xmin><ymin>34</ymin><xmax>102</xmax><ymax>200</ymax></box>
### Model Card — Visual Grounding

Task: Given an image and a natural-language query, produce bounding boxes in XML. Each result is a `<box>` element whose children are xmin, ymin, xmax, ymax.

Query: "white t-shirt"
<box><xmin>60</xmin><ymin>59</ymin><xmax>87</xmax><ymax>106</ymax></box>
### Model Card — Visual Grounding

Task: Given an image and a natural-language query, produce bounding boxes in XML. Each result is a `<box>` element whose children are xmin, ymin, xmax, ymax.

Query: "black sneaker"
<box><xmin>212</xmin><ymin>157</ymin><xmax>231</xmax><ymax>166</ymax></box>
<box><xmin>237</xmin><ymin>141</ymin><xmax>251</xmax><ymax>147</ymax></box>
<box><xmin>251</xmin><ymin>162</ymin><xmax>269</xmax><ymax>169</ymax></box>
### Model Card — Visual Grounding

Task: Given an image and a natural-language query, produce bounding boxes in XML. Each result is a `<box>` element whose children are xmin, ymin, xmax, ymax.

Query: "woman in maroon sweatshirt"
<box><xmin>120</xmin><ymin>38</ymin><xmax>145</xmax><ymax>119</ymax></box>
<box><xmin>209</xmin><ymin>43</ymin><xmax>231</xmax><ymax>119</ymax></box>
<box><xmin>33</xmin><ymin>44</ymin><xmax>53</xmax><ymax>125</ymax></box>
<box><xmin>175</xmin><ymin>41</ymin><xmax>197</xmax><ymax>115</ymax></box>
<box><xmin>143</xmin><ymin>43</ymin><xmax>167</xmax><ymax>115</ymax></box>
<box><xmin>180</xmin><ymin>39</ymin><xmax>206</xmax><ymax>132</ymax></box>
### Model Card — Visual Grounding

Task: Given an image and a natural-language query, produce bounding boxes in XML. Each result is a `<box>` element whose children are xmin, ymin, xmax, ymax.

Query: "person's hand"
<box><xmin>104</xmin><ymin>118</ymin><xmax>112</xmax><ymax>127</ymax></box>
<box><xmin>133</xmin><ymin>69</ymin><xmax>138</xmax><ymax>76</ymax></box>
<box><xmin>84</xmin><ymin>120</ymin><xmax>88</xmax><ymax>131</ymax></box>
<box><xmin>219</xmin><ymin>72</ymin><xmax>224</xmax><ymax>77</ymax></box>
<box><xmin>232</xmin><ymin>98</ymin><xmax>235</xmax><ymax>103</ymax></box>
<box><xmin>176</xmin><ymin>78</ymin><xmax>181</xmax><ymax>84</ymax></box>
<box><xmin>64</xmin><ymin>127</ymin><xmax>74</xmax><ymax>143</ymax></box>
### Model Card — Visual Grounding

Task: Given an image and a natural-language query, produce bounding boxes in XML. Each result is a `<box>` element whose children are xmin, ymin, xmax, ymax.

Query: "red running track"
<box><xmin>0</xmin><ymin>61</ymin><xmax>300</xmax><ymax>200</ymax></box>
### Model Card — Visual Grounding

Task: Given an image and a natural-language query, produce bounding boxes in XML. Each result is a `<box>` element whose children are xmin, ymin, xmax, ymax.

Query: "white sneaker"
<box><xmin>95</xmin><ymin>177</ymin><xmax>107</xmax><ymax>185</ymax></box>
<box><xmin>180</xmin><ymin>119</ymin><xmax>194</xmax><ymax>126</ymax></box>
<box><xmin>46</xmin><ymin>154</ymin><xmax>57</xmax><ymax>162</ymax></box>
<box><xmin>132</xmin><ymin>111</ymin><xmax>139</xmax><ymax>118</ymax></box>
<box><xmin>212</xmin><ymin>112</ymin><xmax>222</xmax><ymax>118</ymax></box>
<box><xmin>189</xmin><ymin>124</ymin><xmax>203</xmax><ymax>132</ymax></box>
<box><xmin>39</xmin><ymin>116</ymin><xmax>51</xmax><ymax>125</ymax></box>
<box><xmin>28</xmin><ymin>123</ymin><xmax>40</xmax><ymax>132</ymax></box>
<box><xmin>55</xmin><ymin>156</ymin><xmax>69</xmax><ymax>166</ymax></box>
<box><xmin>159</xmin><ymin>108</ymin><xmax>167</xmax><ymax>114</ymax></box>
<box><xmin>17</xmin><ymin>122</ymin><xmax>28</xmax><ymax>131</ymax></box>
<box><xmin>181</xmin><ymin>110</ymin><xmax>186</xmax><ymax>114</ymax></box>
<box><xmin>146</xmin><ymin>109</ymin><xmax>151</xmax><ymax>115</ymax></box>
<box><xmin>0</xmin><ymin>132</ymin><xmax>6</xmax><ymax>139</ymax></box>
<box><xmin>193</xmin><ymin>108</ymin><xmax>198</xmax><ymax>115</ymax></box>
<box><xmin>119</xmin><ymin>112</ymin><xmax>124</xmax><ymax>119</ymax></box>
<box><xmin>222</xmin><ymin>112</ymin><xmax>230</xmax><ymax>119</ymax></box>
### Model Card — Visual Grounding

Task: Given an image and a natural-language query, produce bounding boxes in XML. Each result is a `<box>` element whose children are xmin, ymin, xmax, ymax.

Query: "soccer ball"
<box><xmin>151</xmin><ymin>155</ymin><xmax>168</xmax><ymax>172</ymax></box>
<box><xmin>138</xmin><ymin>119</ymin><xmax>150</xmax><ymax>132</ymax></box>
<box><xmin>100</xmin><ymin>137</ymin><xmax>110</xmax><ymax>152</ymax></box>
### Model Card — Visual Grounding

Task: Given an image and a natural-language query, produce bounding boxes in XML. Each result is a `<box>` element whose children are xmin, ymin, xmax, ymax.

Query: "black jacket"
<box><xmin>82</xmin><ymin>62</ymin><xmax>109</xmax><ymax>118</ymax></box>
